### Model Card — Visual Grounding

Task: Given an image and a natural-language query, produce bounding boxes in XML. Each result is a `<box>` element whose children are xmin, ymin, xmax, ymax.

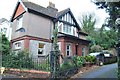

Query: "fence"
<box><xmin>2</xmin><ymin>54</ymin><xmax>50</xmax><ymax>72</ymax></box>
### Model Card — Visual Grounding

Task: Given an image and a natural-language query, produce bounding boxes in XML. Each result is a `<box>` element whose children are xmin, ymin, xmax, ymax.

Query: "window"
<box><xmin>63</xmin><ymin>24</ymin><xmax>72</xmax><ymax>34</ymax></box>
<box><xmin>66</xmin><ymin>43</ymin><xmax>71</xmax><ymax>56</ymax></box>
<box><xmin>17</xmin><ymin>15</ymin><xmax>23</xmax><ymax>30</ymax></box>
<box><xmin>82</xmin><ymin>48</ymin><xmax>86</xmax><ymax>56</ymax></box>
<box><xmin>1</xmin><ymin>28</ymin><xmax>7</xmax><ymax>34</ymax></box>
<box><xmin>15</xmin><ymin>42</ymin><xmax>21</xmax><ymax>49</ymax></box>
<box><xmin>38</xmin><ymin>43</ymin><xmax>45</xmax><ymax>56</ymax></box>
<box><xmin>58</xmin><ymin>22</ymin><xmax>63</xmax><ymax>32</ymax></box>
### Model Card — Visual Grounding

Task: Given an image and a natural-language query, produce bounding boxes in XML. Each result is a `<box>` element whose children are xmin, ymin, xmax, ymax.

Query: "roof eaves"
<box><xmin>10</xmin><ymin>2</ymin><xmax>20</xmax><ymax>22</ymax></box>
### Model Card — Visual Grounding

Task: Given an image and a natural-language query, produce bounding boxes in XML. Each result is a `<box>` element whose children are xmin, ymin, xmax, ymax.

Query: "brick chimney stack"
<box><xmin>47</xmin><ymin>2</ymin><xmax>58</xmax><ymax>12</ymax></box>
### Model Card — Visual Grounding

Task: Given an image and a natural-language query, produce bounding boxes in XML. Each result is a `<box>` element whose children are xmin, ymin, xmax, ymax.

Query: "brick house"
<box><xmin>10</xmin><ymin>0</ymin><xmax>90</xmax><ymax>58</ymax></box>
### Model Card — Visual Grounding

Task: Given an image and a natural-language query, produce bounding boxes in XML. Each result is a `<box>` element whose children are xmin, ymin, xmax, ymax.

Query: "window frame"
<box><xmin>66</xmin><ymin>43</ymin><xmax>71</xmax><ymax>57</ymax></box>
<box><xmin>14</xmin><ymin>42</ymin><xmax>21</xmax><ymax>50</ymax></box>
<box><xmin>38</xmin><ymin>43</ymin><xmax>45</xmax><ymax>57</ymax></box>
<box><xmin>16</xmin><ymin>15</ymin><xmax>23</xmax><ymax>30</ymax></box>
<box><xmin>82</xmin><ymin>47</ymin><xmax>86</xmax><ymax>56</ymax></box>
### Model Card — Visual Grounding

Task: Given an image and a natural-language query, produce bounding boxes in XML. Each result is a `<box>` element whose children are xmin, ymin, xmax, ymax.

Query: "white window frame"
<box><xmin>58</xmin><ymin>22</ymin><xmax>63</xmax><ymax>32</ymax></box>
<box><xmin>63</xmin><ymin>24</ymin><xmax>72</xmax><ymax>35</ymax></box>
<box><xmin>14</xmin><ymin>42</ymin><xmax>21</xmax><ymax>50</ymax></box>
<box><xmin>57</xmin><ymin>42</ymin><xmax>61</xmax><ymax>51</ymax></box>
<box><xmin>17</xmin><ymin>15</ymin><xmax>23</xmax><ymax>30</ymax></box>
<box><xmin>82</xmin><ymin>47</ymin><xmax>86</xmax><ymax>56</ymax></box>
<box><xmin>38</xmin><ymin>43</ymin><xmax>45</xmax><ymax>56</ymax></box>
<box><xmin>66</xmin><ymin>43</ymin><xmax>71</xmax><ymax>57</ymax></box>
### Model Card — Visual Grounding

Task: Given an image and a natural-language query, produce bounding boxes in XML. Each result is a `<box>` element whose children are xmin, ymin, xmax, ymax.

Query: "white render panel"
<box><xmin>29</xmin><ymin>40</ymin><xmax>52</xmax><ymax>58</ymax></box>
<box><xmin>58</xmin><ymin>42</ymin><xmax>61</xmax><ymax>51</ymax></box>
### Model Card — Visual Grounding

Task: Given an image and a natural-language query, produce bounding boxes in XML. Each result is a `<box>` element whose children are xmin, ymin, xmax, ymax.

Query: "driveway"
<box><xmin>79</xmin><ymin>63</ymin><xmax>118</xmax><ymax>79</ymax></box>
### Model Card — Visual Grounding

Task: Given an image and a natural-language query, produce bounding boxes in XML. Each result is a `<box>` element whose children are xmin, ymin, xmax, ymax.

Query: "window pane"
<box><xmin>38</xmin><ymin>43</ymin><xmax>44</xmax><ymax>48</ymax></box>
<box><xmin>66</xmin><ymin>44</ymin><xmax>71</xmax><ymax>56</ymax></box>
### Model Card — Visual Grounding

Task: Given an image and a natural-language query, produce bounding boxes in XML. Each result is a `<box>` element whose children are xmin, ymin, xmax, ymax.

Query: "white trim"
<box><xmin>19</xmin><ymin>0</ymin><xmax>28</xmax><ymax>12</ymax></box>
<box><xmin>66</xmin><ymin>43</ymin><xmax>71</xmax><ymax>57</ymax></box>
<box><xmin>17</xmin><ymin>16</ymin><xmax>23</xmax><ymax>30</ymax></box>
<box><xmin>58</xmin><ymin>22</ymin><xmax>63</xmax><ymax>32</ymax></box>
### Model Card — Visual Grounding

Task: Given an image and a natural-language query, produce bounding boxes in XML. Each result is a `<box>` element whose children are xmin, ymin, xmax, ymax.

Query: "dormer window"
<box><xmin>17</xmin><ymin>15</ymin><xmax>23</xmax><ymax>30</ymax></box>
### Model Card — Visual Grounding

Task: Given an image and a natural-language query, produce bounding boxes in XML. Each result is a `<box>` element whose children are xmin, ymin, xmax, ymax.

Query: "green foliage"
<box><xmin>34</xmin><ymin>62</ymin><xmax>50</xmax><ymax>71</ymax></box>
<box><xmin>80</xmin><ymin>14</ymin><xmax>96</xmax><ymax>35</ymax></box>
<box><xmin>0</xmin><ymin>34</ymin><xmax>10</xmax><ymax>55</ymax></box>
<box><xmin>93</xmin><ymin>1</ymin><xmax>120</xmax><ymax>30</ymax></box>
<box><xmin>2</xmin><ymin>50</ymin><xmax>34</xmax><ymax>69</ymax></box>
<box><xmin>60</xmin><ymin>59</ymin><xmax>74</xmax><ymax>70</ymax></box>
<box><xmin>72</xmin><ymin>56</ymin><xmax>85</xmax><ymax>67</ymax></box>
<box><xmin>84</xmin><ymin>55</ymin><xmax>96</xmax><ymax>63</ymax></box>
<box><xmin>79</xmin><ymin>12</ymin><xmax>117</xmax><ymax>50</ymax></box>
<box><xmin>103</xmin><ymin>56</ymin><xmax>117</xmax><ymax>65</ymax></box>
<box><xmin>90</xmin><ymin>45</ymin><xmax>103</xmax><ymax>53</ymax></box>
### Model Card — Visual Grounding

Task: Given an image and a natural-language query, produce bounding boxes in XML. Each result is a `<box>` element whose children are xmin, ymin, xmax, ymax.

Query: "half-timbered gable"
<box><xmin>56</xmin><ymin>8</ymin><xmax>80</xmax><ymax>37</ymax></box>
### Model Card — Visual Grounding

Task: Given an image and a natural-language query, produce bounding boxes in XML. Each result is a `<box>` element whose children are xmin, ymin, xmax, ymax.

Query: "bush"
<box><xmin>60</xmin><ymin>57</ymin><xmax>77</xmax><ymax>71</ymax></box>
<box><xmin>84</xmin><ymin>55</ymin><xmax>96</xmax><ymax>63</ymax></box>
<box><xmin>104</xmin><ymin>56</ymin><xmax>117</xmax><ymax>65</ymax></box>
<box><xmin>72</xmin><ymin>56</ymin><xmax>84</xmax><ymax>67</ymax></box>
<box><xmin>90</xmin><ymin>45</ymin><xmax>103</xmax><ymax>53</ymax></box>
<box><xmin>2</xmin><ymin>50</ymin><xmax>34</xmax><ymax>69</ymax></box>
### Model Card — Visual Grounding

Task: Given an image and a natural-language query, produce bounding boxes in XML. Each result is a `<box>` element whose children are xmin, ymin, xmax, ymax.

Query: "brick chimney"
<box><xmin>47</xmin><ymin>2</ymin><xmax>58</xmax><ymax>12</ymax></box>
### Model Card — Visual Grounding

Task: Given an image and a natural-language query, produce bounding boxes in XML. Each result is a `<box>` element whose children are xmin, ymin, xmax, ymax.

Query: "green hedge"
<box><xmin>84</xmin><ymin>55</ymin><xmax>96</xmax><ymax>63</ymax></box>
<box><xmin>2</xmin><ymin>51</ymin><xmax>34</xmax><ymax>69</ymax></box>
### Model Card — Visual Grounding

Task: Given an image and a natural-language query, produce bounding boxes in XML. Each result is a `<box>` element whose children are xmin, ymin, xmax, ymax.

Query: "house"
<box><xmin>10</xmin><ymin>0</ymin><xmax>90</xmax><ymax>58</ymax></box>
<box><xmin>0</xmin><ymin>18</ymin><xmax>12</xmax><ymax>40</ymax></box>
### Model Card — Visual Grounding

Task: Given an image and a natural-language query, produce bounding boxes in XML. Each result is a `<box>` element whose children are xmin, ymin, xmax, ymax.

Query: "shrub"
<box><xmin>90</xmin><ymin>45</ymin><xmax>103</xmax><ymax>53</ymax></box>
<box><xmin>2</xmin><ymin>50</ymin><xmax>34</xmax><ymax>69</ymax></box>
<box><xmin>72</xmin><ymin>56</ymin><xmax>84</xmax><ymax>67</ymax></box>
<box><xmin>84</xmin><ymin>55</ymin><xmax>96</xmax><ymax>63</ymax></box>
<box><xmin>60</xmin><ymin>57</ymin><xmax>77</xmax><ymax>71</ymax></box>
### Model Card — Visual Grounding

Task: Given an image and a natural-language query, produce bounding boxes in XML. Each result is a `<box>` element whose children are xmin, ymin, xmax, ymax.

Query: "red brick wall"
<box><xmin>24</xmin><ymin>36</ymin><xmax>30</xmax><ymax>50</ymax></box>
<box><xmin>58</xmin><ymin>38</ymin><xmax>89</xmax><ymax>57</ymax></box>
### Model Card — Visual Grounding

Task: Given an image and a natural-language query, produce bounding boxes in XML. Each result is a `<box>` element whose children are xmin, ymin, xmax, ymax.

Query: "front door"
<box><xmin>75</xmin><ymin>45</ymin><xmax>78</xmax><ymax>55</ymax></box>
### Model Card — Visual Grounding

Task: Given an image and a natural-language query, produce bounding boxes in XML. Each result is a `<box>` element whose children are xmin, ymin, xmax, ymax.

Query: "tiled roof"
<box><xmin>56</xmin><ymin>8</ymin><xmax>70</xmax><ymax>18</ymax></box>
<box><xmin>22</xmin><ymin>1</ymin><xmax>81</xmax><ymax>29</ymax></box>
<box><xmin>23</xmin><ymin>2</ymin><xmax>58</xmax><ymax>18</ymax></box>
<box><xmin>0</xmin><ymin>18</ymin><xmax>8</xmax><ymax>23</ymax></box>
<box><xmin>22</xmin><ymin>1</ymin><xmax>71</xmax><ymax>19</ymax></box>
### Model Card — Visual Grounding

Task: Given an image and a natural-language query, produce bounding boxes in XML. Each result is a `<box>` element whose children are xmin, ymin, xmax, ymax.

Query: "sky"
<box><xmin>0</xmin><ymin>0</ymin><xmax>109</xmax><ymax>28</ymax></box>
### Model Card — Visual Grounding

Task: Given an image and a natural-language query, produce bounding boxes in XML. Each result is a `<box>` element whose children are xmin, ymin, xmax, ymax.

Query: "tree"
<box><xmin>0</xmin><ymin>34</ymin><xmax>10</xmax><ymax>55</ymax></box>
<box><xmin>79</xmin><ymin>13</ymin><xmax>117</xmax><ymax>50</ymax></box>
<box><xmin>80</xmin><ymin>14</ymin><xmax>96</xmax><ymax>35</ymax></box>
<box><xmin>93</xmin><ymin>1</ymin><xmax>120</xmax><ymax>30</ymax></box>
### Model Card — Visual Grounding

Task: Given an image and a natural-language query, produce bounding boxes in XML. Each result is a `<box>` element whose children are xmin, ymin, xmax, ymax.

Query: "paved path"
<box><xmin>79</xmin><ymin>63</ymin><xmax>118</xmax><ymax>79</ymax></box>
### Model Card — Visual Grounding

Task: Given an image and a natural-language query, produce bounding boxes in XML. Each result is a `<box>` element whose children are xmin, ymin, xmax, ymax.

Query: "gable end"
<box><xmin>11</xmin><ymin>2</ymin><xmax>26</xmax><ymax>22</ymax></box>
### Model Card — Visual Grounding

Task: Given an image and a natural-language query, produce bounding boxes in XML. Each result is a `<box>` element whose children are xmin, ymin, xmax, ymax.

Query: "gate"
<box><xmin>50</xmin><ymin>51</ymin><xmax>79</xmax><ymax>78</ymax></box>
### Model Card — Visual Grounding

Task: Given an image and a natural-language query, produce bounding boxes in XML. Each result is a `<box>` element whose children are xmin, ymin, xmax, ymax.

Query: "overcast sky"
<box><xmin>0</xmin><ymin>0</ymin><xmax>109</xmax><ymax>28</ymax></box>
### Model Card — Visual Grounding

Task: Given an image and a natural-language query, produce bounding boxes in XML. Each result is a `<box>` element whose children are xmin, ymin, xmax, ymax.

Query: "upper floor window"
<box><xmin>17</xmin><ymin>15</ymin><xmax>23</xmax><ymax>30</ymax></box>
<box><xmin>63</xmin><ymin>24</ymin><xmax>72</xmax><ymax>35</ymax></box>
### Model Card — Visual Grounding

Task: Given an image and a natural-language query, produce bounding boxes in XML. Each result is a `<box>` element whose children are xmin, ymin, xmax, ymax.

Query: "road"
<box><xmin>79</xmin><ymin>63</ymin><xmax>118</xmax><ymax>79</ymax></box>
